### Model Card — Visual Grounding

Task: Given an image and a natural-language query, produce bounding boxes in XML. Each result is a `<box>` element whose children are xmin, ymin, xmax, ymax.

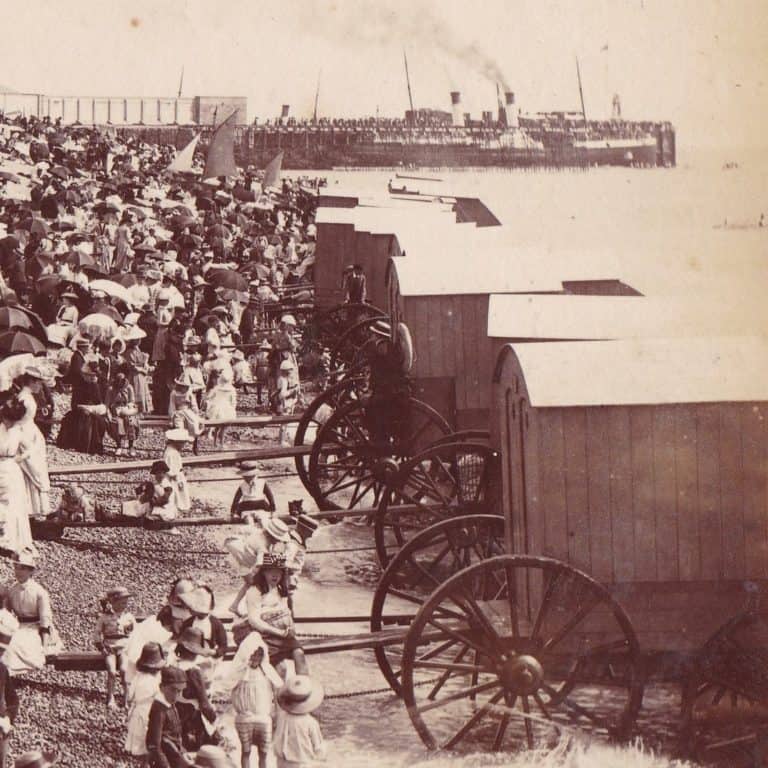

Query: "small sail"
<box><xmin>263</xmin><ymin>151</ymin><xmax>283</xmax><ymax>189</ymax></box>
<box><xmin>168</xmin><ymin>133</ymin><xmax>200</xmax><ymax>173</ymax></box>
<box><xmin>203</xmin><ymin>112</ymin><xmax>238</xmax><ymax>180</ymax></box>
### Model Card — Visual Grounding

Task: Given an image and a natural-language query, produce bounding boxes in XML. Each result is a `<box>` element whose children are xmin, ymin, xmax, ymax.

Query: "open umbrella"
<box><xmin>29</xmin><ymin>218</ymin><xmax>51</xmax><ymax>237</ymax></box>
<box><xmin>67</xmin><ymin>251</ymin><xmax>95</xmax><ymax>268</ymax></box>
<box><xmin>50</xmin><ymin>165</ymin><xmax>70</xmax><ymax>180</ymax></box>
<box><xmin>208</xmin><ymin>224</ymin><xmax>231</xmax><ymax>239</ymax></box>
<box><xmin>0</xmin><ymin>303</ymin><xmax>48</xmax><ymax>342</ymax></box>
<box><xmin>205</xmin><ymin>268</ymin><xmax>248</xmax><ymax>291</ymax></box>
<box><xmin>0</xmin><ymin>330</ymin><xmax>47</xmax><ymax>356</ymax></box>
<box><xmin>89</xmin><ymin>279</ymin><xmax>133</xmax><ymax>305</ymax></box>
<box><xmin>172</xmin><ymin>204</ymin><xmax>195</xmax><ymax>217</ymax></box>
<box><xmin>0</xmin><ymin>171</ymin><xmax>23</xmax><ymax>184</ymax></box>
<box><xmin>0</xmin><ymin>306</ymin><xmax>35</xmax><ymax>332</ymax></box>
<box><xmin>115</xmin><ymin>273</ymin><xmax>139</xmax><ymax>288</ymax></box>
<box><xmin>79</xmin><ymin>313</ymin><xmax>118</xmax><ymax>340</ymax></box>
<box><xmin>36</xmin><ymin>274</ymin><xmax>64</xmax><ymax>295</ymax></box>
<box><xmin>126</xmin><ymin>205</ymin><xmax>147</xmax><ymax>221</ymax></box>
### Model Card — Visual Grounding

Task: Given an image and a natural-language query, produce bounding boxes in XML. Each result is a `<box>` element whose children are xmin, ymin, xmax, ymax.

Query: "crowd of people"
<box><xmin>0</xmin><ymin>113</ymin><xmax>334</xmax><ymax>766</ymax></box>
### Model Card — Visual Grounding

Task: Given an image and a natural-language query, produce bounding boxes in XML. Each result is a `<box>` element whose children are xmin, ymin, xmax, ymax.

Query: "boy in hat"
<box><xmin>0</xmin><ymin>610</ymin><xmax>20</xmax><ymax>767</ymax></box>
<box><xmin>171</xmin><ymin>627</ymin><xmax>218</xmax><ymax>751</ymax></box>
<box><xmin>169</xmin><ymin>374</ymin><xmax>203</xmax><ymax>444</ymax></box>
<box><xmin>250</xmin><ymin>340</ymin><xmax>271</xmax><ymax>407</ymax></box>
<box><xmin>273</xmin><ymin>675</ymin><xmax>325</xmax><ymax>768</ymax></box>
<box><xmin>93</xmin><ymin>586</ymin><xmax>135</xmax><ymax>708</ymax></box>
<box><xmin>146</xmin><ymin>665</ymin><xmax>193</xmax><ymax>768</ymax></box>
<box><xmin>231</xmin><ymin>349</ymin><xmax>253</xmax><ymax>394</ymax></box>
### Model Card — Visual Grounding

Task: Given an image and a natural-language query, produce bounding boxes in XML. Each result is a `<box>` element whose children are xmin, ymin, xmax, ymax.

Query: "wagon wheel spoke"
<box><xmin>416</xmin><ymin>680</ymin><xmax>501</xmax><ymax>715</ymax></box>
<box><xmin>540</xmin><ymin>683</ymin><xmax>612</xmax><ymax>731</ymax></box>
<box><xmin>492</xmin><ymin>694</ymin><xmax>515</xmax><ymax>750</ymax></box>
<box><xmin>521</xmin><ymin>695</ymin><xmax>534</xmax><ymax>749</ymax></box>
<box><xmin>426</xmin><ymin>618</ymin><xmax>495</xmax><ymax>658</ymax></box>
<box><xmin>426</xmin><ymin>645</ymin><xmax>471</xmax><ymax>699</ymax></box>
<box><xmin>348</xmin><ymin>476</ymin><xmax>376</xmax><ymax>508</ymax></box>
<box><xmin>442</xmin><ymin>689</ymin><xmax>507</xmax><ymax>750</ymax></box>
<box><xmin>450</xmin><ymin>589</ymin><xmax>504</xmax><ymax>647</ymax></box>
<box><xmin>533</xmin><ymin>691</ymin><xmax>552</xmax><ymax>720</ymax></box>
<box><xmin>504</xmin><ymin>562</ymin><xmax>521</xmax><ymax>638</ymax></box>
<box><xmin>531</xmin><ymin>568</ymin><xmax>563</xmax><ymax>639</ymax></box>
<box><xmin>541</xmin><ymin>593</ymin><xmax>602</xmax><ymax>654</ymax></box>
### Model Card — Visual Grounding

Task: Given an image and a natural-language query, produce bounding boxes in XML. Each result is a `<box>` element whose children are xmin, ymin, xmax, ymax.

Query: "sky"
<box><xmin>0</xmin><ymin>0</ymin><xmax>766</xmax><ymax>149</ymax></box>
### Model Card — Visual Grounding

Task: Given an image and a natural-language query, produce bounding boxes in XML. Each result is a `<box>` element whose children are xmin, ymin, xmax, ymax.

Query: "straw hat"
<box><xmin>261</xmin><ymin>551</ymin><xmax>288</xmax><ymax>570</ymax></box>
<box><xmin>136</xmin><ymin>642</ymin><xmax>166</xmax><ymax>672</ymax></box>
<box><xmin>178</xmin><ymin>586</ymin><xmax>214</xmax><ymax>616</ymax></box>
<box><xmin>124</xmin><ymin>325</ymin><xmax>147</xmax><ymax>341</ymax></box>
<box><xmin>193</xmin><ymin>745</ymin><xmax>236</xmax><ymax>768</ymax></box>
<box><xmin>105</xmin><ymin>586</ymin><xmax>132</xmax><ymax>603</ymax></box>
<box><xmin>263</xmin><ymin>517</ymin><xmax>291</xmax><ymax>542</ymax></box>
<box><xmin>160</xmin><ymin>666</ymin><xmax>187</xmax><ymax>686</ymax></box>
<box><xmin>238</xmin><ymin>462</ymin><xmax>260</xmax><ymax>479</ymax></box>
<box><xmin>14</xmin><ymin>550</ymin><xmax>37</xmax><ymax>569</ymax></box>
<box><xmin>74</xmin><ymin>336</ymin><xmax>91</xmax><ymax>348</ymax></box>
<box><xmin>165</xmin><ymin>428</ymin><xmax>191</xmax><ymax>442</ymax></box>
<box><xmin>173</xmin><ymin>373</ymin><xmax>192</xmax><ymax>388</ymax></box>
<box><xmin>168</xmin><ymin>578</ymin><xmax>196</xmax><ymax>607</ymax></box>
<box><xmin>176</xmin><ymin>626</ymin><xmax>213</xmax><ymax>657</ymax></box>
<box><xmin>280</xmin><ymin>314</ymin><xmax>297</xmax><ymax>326</ymax></box>
<box><xmin>279</xmin><ymin>359</ymin><xmax>294</xmax><ymax>372</ymax></box>
<box><xmin>277</xmin><ymin>675</ymin><xmax>325</xmax><ymax>715</ymax></box>
<box><xmin>231</xmin><ymin>349</ymin><xmax>245</xmax><ymax>361</ymax></box>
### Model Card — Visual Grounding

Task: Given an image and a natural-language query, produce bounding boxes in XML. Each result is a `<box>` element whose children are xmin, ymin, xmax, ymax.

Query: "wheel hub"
<box><xmin>499</xmin><ymin>654</ymin><xmax>544</xmax><ymax>695</ymax></box>
<box><xmin>372</xmin><ymin>457</ymin><xmax>400</xmax><ymax>483</ymax></box>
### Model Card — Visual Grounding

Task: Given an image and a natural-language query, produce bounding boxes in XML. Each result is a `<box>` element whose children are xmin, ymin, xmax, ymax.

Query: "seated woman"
<box><xmin>56</xmin><ymin>360</ymin><xmax>107</xmax><ymax>455</ymax></box>
<box><xmin>3</xmin><ymin>551</ymin><xmax>63</xmax><ymax>675</ymax></box>
<box><xmin>231</xmin><ymin>553</ymin><xmax>308</xmax><ymax>678</ymax></box>
<box><xmin>230</xmin><ymin>462</ymin><xmax>276</xmax><ymax>521</ymax></box>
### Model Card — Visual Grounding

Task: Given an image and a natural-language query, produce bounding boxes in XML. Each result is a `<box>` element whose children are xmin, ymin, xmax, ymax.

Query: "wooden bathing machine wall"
<box><xmin>493</xmin><ymin>336</ymin><xmax>768</xmax><ymax>652</ymax></box>
<box><xmin>386</xmin><ymin>244</ymin><xmax>640</xmax><ymax>430</ymax></box>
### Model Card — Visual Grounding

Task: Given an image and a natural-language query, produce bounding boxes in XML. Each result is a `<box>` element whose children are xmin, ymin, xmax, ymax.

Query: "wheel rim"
<box><xmin>293</xmin><ymin>379</ymin><xmax>363</xmax><ymax>494</ymax></box>
<box><xmin>329</xmin><ymin>314</ymin><xmax>389</xmax><ymax>371</ymax></box>
<box><xmin>402</xmin><ymin>555</ymin><xmax>643</xmax><ymax>752</ymax></box>
<box><xmin>680</xmin><ymin>611</ymin><xmax>768</xmax><ymax>761</ymax></box>
<box><xmin>372</xmin><ymin>514</ymin><xmax>505</xmax><ymax>697</ymax></box>
<box><xmin>314</xmin><ymin>303</ymin><xmax>387</xmax><ymax>345</ymax></box>
<box><xmin>308</xmin><ymin>399</ymin><xmax>451</xmax><ymax>511</ymax></box>
<box><xmin>375</xmin><ymin>442</ymin><xmax>498</xmax><ymax>567</ymax></box>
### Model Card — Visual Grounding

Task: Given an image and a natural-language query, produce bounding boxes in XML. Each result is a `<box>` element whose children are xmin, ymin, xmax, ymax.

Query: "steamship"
<box><xmin>239</xmin><ymin>90</ymin><xmax>676</xmax><ymax>170</ymax></box>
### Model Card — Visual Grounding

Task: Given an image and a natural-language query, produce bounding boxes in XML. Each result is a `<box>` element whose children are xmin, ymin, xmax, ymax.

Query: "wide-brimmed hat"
<box><xmin>261</xmin><ymin>551</ymin><xmax>288</xmax><ymax>571</ymax></box>
<box><xmin>160</xmin><ymin>666</ymin><xmax>187</xmax><ymax>686</ymax></box>
<box><xmin>14</xmin><ymin>750</ymin><xmax>58</xmax><ymax>768</ymax></box>
<box><xmin>146</xmin><ymin>269</ymin><xmax>162</xmax><ymax>281</ymax></box>
<box><xmin>14</xmin><ymin>550</ymin><xmax>37</xmax><ymax>569</ymax></box>
<box><xmin>60</xmin><ymin>291</ymin><xmax>78</xmax><ymax>300</ymax></box>
<box><xmin>150</xmin><ymin>460</ymin><xmax>169</xmax><ymax>475</ymax></box>
<box><xmin>231</xmin><ymin>349</ymin><xmax>245</xmax><ymax>361</ymax></box>
<box><xmin>165</xmin><ymin>428</ymin><xmax>191</xmax><ymax>442</ymax></box>
<box><xmin>0</xmin><ymin>610</ymin><xmax>19</xmax><ymax>650</ymax></box>
<box><xmin>279</xmin><ymin>359</ymin><xmax>294</xmax><ymax>372</ymax></box>
<box><xmin>168</xmin><ymin>578</ymin><xmax>196</xmax><ymax>607</ymax></box>
<box><xmin>136</xmin><ymin>641</ymin><xmax>166</xmax><ymax>672</ymax></box>
<box><xmin>178</xmin><ymin>585</ymin><xmax>214</xmax><ymax>616</ymax></box>
<box><xmin>74</xmin><ymin>336</ymin><xmax>91</xmax><ymax>348</ymax></box>
<box><xmin>176</xmin><ymin>626</ymin><xmax>212</xmax><ymax>656</ymax></box>
<box><xmin>280</xmin><ymin>314</ymin><xmax>297</xmax><ymax>326</ymax></box>
<box><xmin>193</xmin><ymin>745</ymin><xmax>235</xmax><ymax>768</ymax></box>
<box><xmin>173</xmin><ymin>373</ymin><xmax>192</xmax><ymax>387</ymax></box>
<box><xmin>264</xmin><ymin>517</ymin><xmax>291</xmax><ymax>542</ymax></box>
<box><xmin>22</xmin><ymin>365</ymin><xmax>46</xmax><ymax>381</ymax></box>
<box><xmin>105</xmin><ymin>586</ymin><xmax>131</xmax><ymax>603</ymax></box>
<box><xmin>238</xmin><ymin>461</ymin><xmax>260</xmax><ymax>479</ymax></box>
<box><xmin>124</xmin><ymin>325</ymin><xmax>147</xmax><ymax>341</ymax></box>
<box><xmin>277</xmin><ymin>675</ymin><xmax>325</xmax><ymax>714</ymax></box>
<box><xmin>211</xmin><ymin>305</ymin><xmax>229</xmax><ymax>316</ymax></box>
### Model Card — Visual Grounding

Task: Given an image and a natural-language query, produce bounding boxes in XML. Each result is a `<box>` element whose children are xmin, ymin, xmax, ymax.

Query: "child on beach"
<box><xmin>251</xmin><ymin>340</ymin><xmax>271</xmax><ymax>406</ymax></box>
<box><xmin>108</xmin><ymin>370</ymin><xmax>140</xmax><ymax>457</ymax></box>
<box><xmin>163</xmin><ymin>429</ymin><xmax>192</xmax><ymax>514</ymax></box>
<box><xmin>93</xmin><ymin>587</ymin><xmax>136</xmax><ymax>708</ymax></box>
<box><xmin>124</xmin><ymin>642</ymin><xmax>165</xmax><ymax>757</ymax></box>
<box><xmin>204</xmin><ymin>368</ymin><xmax>237</xmax><ymax>448</ymax></box>
<box><xmin>230</xmin><ymin>634</ymin><xmax>283</xmax><ymax>768</ymax></box>
<box><xmin>231</xmin><ymin>349</ymin><xmax>254</xmax><ymax>394</ymax></box>
<box><xmin>231</xmin><ymin>553</ymin><xmax>308</xmax><ymax>678</ymax></box>
<box><xmin>273</xmin><ymin>675</ymin><xmax>326</xmax><ymax>768</ymax></box>
<box><xmin>169</xmin><ymin>373</ymin><xmax>204</xmax><ymax>442</ymax></box>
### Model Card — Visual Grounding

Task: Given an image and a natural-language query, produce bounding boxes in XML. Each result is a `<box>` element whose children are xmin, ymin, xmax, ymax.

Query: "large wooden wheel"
<box><xmin>329</xmin><ymin>315</ymin><xmax>389</xmax><ymax>372</ymax></box>
<box><xmin>374</xmin><ymin>441</ymin><xmax>498</xmax><ymax>567</ymax></box>
<box><xmin>307</xmin><ymin>397</ymin><xmax>451</xmax><ymax>511</ymax></box>
<box><xmin>679</xmin><ymin>610</ymin><xmax>768</xmax><ymax>763</ymax></box>
<box><xmin>371</xmin><ymin>514</ymin><xmax>505</xmax><ymax>697</ymax></box>
<box><xmin>293</xmin><ymin>377</ymin><xmax>366</xmax><ymax>494</ymax></box>
<box><xmin>401</xmin><ymin>555</ymin><xmax>644</xmax><ymax>753</ymax></box>
<box><xmin>313</xmin><ymin>303</ymin><xmax>386</xmax><ymax>346</ymax></box>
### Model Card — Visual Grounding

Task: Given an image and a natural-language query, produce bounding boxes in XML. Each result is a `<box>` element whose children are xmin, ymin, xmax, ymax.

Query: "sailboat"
<box><xmin>167</xmin><ymin>133</ymin><xmax>200</xmax><ymax>174</ymax></box>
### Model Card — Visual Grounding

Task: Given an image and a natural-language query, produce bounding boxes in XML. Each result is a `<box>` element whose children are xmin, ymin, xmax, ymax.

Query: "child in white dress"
<box><xmin>124</xmin><ymin>642</ymin><xmax>165</xmax><ymax>756</ymax></box>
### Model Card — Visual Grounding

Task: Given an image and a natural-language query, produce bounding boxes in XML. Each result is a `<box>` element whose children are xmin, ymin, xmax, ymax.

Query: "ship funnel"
<box><xmin>280</xmin><ymin>105</ymin><xmax>290</xmax><ymax>119</ymax></box>
<box><xmin>450</xmin><ymin>91</ymin><xmax>463</xmax><ymax>127</ymax></box>
<box><xmin>504</xmin><ymin>91</ymin><xmax>518</xmax><ymax>128</ymax></box>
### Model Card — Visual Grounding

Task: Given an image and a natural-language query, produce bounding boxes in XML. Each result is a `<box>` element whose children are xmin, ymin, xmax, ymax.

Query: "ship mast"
<box><xmin>313</xmin><ymin>69</ymin><xmax>321</xmax><ymax>122</ymax></box>
<box><xmin>575</xmin><ymin>56</ymin><xmax>588</xmax><ymax>129</ymax></box>
<box><xmin>177</xmin><ymin>65</ymin><xmax>184</xmax><ymax>99</ymax></box>
<box><xmin>403</xmin><ymin>49</ymin><xmax>415</xmax><ymax>113</ymax></box>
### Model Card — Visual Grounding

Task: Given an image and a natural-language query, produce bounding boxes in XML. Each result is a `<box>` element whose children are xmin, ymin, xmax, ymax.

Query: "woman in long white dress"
<box><xmin>15</xmin><ymin>369</ymin><xmax>51</xmax><ymax>519</ymax></box>
<box><xmin>0</xmin><ymin>396</ymin><xmax>37</xmax><ymax>556</ymax></box>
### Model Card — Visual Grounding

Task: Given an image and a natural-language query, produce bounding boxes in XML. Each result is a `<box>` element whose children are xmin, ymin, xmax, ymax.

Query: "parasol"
<box><xmin>79</xmin><ymin>313</ymin><xmax>118</xmax><ymax>340</ymax></box>
<box><xmin>89</xmin><ymin>279</ymin><xmax>134</xmax><ymax>305</ymax></box>
<box><xmin>0</xmin><ymin>330</ymin><xmax>47</xmax><ymax>356</ymax></box>
<box><xmin>0</xmin><ymin>171</ymin><xmax>23</xmax><ymax>184</ymax></box>
<box><xmin>208</xmin><ymin>223</ymin><xmax>231</xmax><ymax>239</ymax></box>
<box><xmin>67</xmin><ymin>251</ymin><xmax>96</xmax><ymax>268</ymax></box>
<box><xmin>205</xmin><ymin>268</ymin><xmax>248</xmax><ymax>291</ymax></box>
<box><xmin>115</xmin><ymin>274</ymin><xmax>138</xmax><ymax>288</ymax></box>
<box><xmin>49</xmin><ymin>165</ymin><xmax>70</xmax><ymax>180</ymax></box>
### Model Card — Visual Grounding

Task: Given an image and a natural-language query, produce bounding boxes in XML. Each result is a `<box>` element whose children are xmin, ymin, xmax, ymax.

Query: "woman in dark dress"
<box><xmin>57</xmin><ymin>360</ymin><xmax>107</xmax><ymax>454</ymax></box>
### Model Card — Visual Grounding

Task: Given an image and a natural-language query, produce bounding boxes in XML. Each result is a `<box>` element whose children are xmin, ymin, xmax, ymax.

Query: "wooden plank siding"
<box><xmin>314</xmin><ymin>223</ymin><xmax>355</xmax><ymax>307</ymax></box>
<box><xmin>528</xmin><ymin>402</ymin><xmax>768</xmax><ymax>586</ymax></box>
